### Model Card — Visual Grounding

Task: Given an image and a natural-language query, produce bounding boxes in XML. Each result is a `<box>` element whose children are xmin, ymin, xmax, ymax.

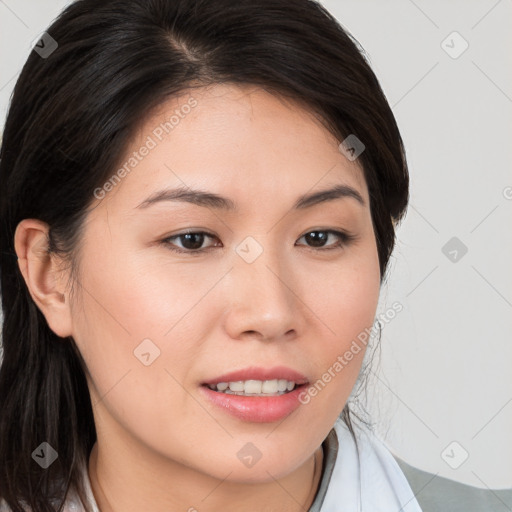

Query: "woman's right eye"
<box><xmin>160</xmin><ymin>231</ymin><xmax>221</xmax><ymax>254</ymax></box>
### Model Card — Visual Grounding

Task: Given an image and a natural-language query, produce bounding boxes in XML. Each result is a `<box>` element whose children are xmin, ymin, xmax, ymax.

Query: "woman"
<box><xmin>1</xmin><ymin>0</ymin><xmax>510</xmax><ymax>511</ymax></box>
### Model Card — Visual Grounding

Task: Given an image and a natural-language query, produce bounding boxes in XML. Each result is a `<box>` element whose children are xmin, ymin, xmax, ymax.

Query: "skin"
<box><xmin>15</xmin><ymin>83</ymin><xmax>381</xmax><ymax>512</ymax></box>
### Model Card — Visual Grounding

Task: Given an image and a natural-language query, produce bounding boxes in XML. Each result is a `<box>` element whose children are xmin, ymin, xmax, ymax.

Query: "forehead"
<box><xmin>95</xmin><ymin>83</ymin><xmax>369</xmax><ymax>213</ymax></box>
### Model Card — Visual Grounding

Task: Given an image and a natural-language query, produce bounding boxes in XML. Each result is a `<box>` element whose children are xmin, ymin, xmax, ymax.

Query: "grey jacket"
<box><xmin>395</xmin><ymin>456</ymin><xmax>512</xmax><ymax>512</ymax></box>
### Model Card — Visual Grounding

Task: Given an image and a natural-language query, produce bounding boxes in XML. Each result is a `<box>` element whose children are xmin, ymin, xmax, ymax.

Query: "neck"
<box><xmin>87</xmin><ymin>440</ymin><xmax>324</xmax><ymax>512</ymax></box>
<box><xmin>88</xmin><ymin>436</ymin><xmax>323</xmax><ymax>512</ymax></box>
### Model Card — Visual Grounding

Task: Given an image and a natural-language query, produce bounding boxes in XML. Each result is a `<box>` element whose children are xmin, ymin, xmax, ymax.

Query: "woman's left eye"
<box><xmin>296</xmin><ymin>229</ymin><xmax>356</xmax><ymax>250</ymax></box>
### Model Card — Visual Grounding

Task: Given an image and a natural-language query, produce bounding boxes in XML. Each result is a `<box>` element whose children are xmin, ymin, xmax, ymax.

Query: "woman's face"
<box><xmin>70</xmin><ymin>83</ymin><xmax>380</xmax><ymax>482</ymax></box>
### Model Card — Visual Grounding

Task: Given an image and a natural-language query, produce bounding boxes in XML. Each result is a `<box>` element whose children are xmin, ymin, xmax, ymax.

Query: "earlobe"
<box><xmin>14</xmin><ymin>219</ymin><xmax>74</xmax><ymax>338</ymax></box>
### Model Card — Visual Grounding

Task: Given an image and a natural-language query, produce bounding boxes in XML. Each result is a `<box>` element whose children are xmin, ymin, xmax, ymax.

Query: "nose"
<box><xmin>222</xmin><ymin>239</ymin><xmax>304</xmax><ymax>342</ymax></box>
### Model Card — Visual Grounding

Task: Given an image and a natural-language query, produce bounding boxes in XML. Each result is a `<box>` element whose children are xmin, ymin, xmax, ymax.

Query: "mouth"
<box><xmin>198</xmin><ymin>366</ymin><xmax>310</xmax><ymax>422</ymax></box>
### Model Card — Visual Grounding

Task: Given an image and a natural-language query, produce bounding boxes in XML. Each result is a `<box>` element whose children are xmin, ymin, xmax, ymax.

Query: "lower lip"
<box><xmin>199</xmin><ymin>384</ymin><xmax>308</xmax><ymax>423</ymax></box>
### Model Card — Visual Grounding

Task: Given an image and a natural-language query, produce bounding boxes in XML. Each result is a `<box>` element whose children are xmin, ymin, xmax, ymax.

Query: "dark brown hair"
<box><xmin>0</xmin><ymin>0</ymin><xmax>408</xmax><ymax>509</ymax></box>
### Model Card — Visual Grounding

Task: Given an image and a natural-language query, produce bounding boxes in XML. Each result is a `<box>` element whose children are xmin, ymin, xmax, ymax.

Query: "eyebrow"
<box><xmin>294</xmin><ymin>184</ymin><xmax>365</xmax><ymax>209</ymax></box>
<box><xmin>136</xmin><ymin>183</ymin><xmax>365</xmax><ymax>211</ymax></box>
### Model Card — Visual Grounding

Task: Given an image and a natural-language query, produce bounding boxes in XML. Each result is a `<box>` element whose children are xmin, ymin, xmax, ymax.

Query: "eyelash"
<box><xmin>160</xmin><ymin>229</ymin><xmax>357</xmax><ymax>255</ymax></box>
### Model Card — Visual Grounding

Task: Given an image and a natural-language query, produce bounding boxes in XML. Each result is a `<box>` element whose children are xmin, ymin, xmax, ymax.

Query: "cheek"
<box><xmin>303</xmin><ymin>240</ymin><xmax>380</xmax><ymax>395</ymax></box>
<box><xmin>69</xmin><ymin>251</ymin><xmax>214</xmax><ymax>452</ymax></box>
<box><xmin>69</xmin><ymin>244</ymin><xmax>224</xmax><ymax>400</ymax></box>
<box><xmin>73</xmin><ymin>238</ymin><xmax>218</xmax><ymax>340</ymax></box>
<box><xmin>312</xmin><ymin>239</ymin><xmax>380</xmax><ymax>342</ymax></box>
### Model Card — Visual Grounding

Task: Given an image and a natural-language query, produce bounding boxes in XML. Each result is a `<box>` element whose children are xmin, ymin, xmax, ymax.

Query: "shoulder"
<box><xmin>324</xmin><ymin>419</ymin><xmax>512</xmax><ymax>512</ymax></box>
<box><xmin>394</xmin><ymin>455</ymin><xmax>512</xmax><ymax>512</ymax></box>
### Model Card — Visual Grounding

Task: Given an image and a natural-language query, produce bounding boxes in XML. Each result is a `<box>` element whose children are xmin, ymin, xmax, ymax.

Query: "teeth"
<box><xmin>244</xmin><ymin>380</ymin><xmax>262</xmax><ymax>393</ymax></box>
<box><xmin>229</xmin><ymin>381</ymin><xmax>245</xmax><ymax>392</ymax></box>
<box><xmin>278</xmin><ymin>379</ymin><xmax>288</xmax><ymax>392</ymax></box>
<box><xmin>207</xmin><ymin>379</ymin><xmax>299</xmax><ymax>395</ymax></box>
<box><xmin>261</xmin><ymin>379</ymin><xmax>277</xmax><ymax>393</ymax></box>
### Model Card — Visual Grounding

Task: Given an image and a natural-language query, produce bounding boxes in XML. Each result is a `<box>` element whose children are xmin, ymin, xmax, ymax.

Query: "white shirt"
<box><xmin>309</xmin><ymin>418</ymin><xmax>422</xmax><ymax>511</ymax></box>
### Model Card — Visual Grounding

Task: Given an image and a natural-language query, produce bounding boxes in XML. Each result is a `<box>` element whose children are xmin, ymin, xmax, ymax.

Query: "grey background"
<box><xmin>0</xmin><ymin>0</ymin><xmax>511</xmax><ymax>490</ymax></box>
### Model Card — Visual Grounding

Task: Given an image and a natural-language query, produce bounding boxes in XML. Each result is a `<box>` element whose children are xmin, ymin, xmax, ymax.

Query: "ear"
<box><xmin>14</xmin><ymin>219</ymin><xmax>74</xmax><ymax>338</ymax></box>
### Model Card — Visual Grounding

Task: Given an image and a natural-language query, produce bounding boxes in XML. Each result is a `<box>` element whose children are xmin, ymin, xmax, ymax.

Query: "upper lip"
<box><xmin>201</xmin><ymin>366</ymin><xmax>309</xmax><ymax>386</ymax></box>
